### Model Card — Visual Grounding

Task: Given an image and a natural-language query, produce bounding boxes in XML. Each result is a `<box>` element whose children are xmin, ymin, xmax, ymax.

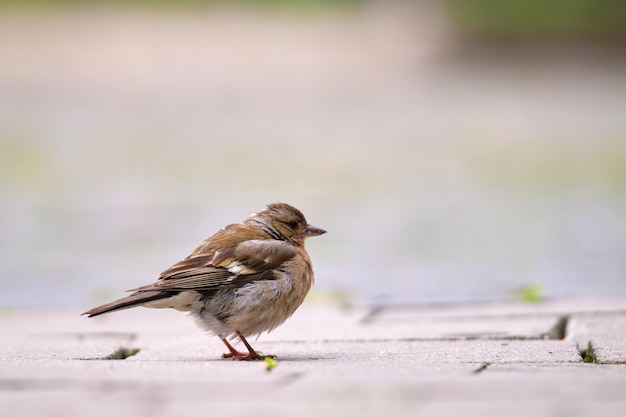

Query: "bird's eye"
<box><xmin>288</xmin><ymin>221</ymin><xmax>298</xmax><ymax>229</ymax></box>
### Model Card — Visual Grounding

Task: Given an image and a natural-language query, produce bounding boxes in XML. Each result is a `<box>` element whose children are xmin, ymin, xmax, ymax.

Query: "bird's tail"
<box><xmin>82</xmin><ymin>290</ymin><xmax>174</xmax><ymax>318</ymax></box>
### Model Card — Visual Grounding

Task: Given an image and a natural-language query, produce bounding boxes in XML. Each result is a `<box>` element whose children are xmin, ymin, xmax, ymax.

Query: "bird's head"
<box><xmin>250</xmin><ymin>202</ymin><xmax>326</xmax><ymax>245</ymax></box>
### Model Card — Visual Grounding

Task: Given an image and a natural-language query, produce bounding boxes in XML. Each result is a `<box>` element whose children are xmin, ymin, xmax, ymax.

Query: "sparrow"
<box><xmin>83</xmin><ymin>202</ymin><xmax>326</xmax><ymax>360</ymax></box>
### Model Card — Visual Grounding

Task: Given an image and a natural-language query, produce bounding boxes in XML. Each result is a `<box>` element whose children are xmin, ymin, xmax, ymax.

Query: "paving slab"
<box><xmin>566</xmin><ymin>314</ymin><xmax>626</xmax><ymax>363</ymax></box>
<box><xmin>1</xmin><ymin>299</ymin><xmax>626</xmax><ymax>417</ymax></box>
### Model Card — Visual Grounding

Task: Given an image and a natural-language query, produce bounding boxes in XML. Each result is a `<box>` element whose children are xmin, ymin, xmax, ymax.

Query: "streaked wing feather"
<box><xmin>213</xmin><ymin>240</ymin><xmax>297</xmax><ymax>273</ymax></box>
<box><xmin>155</xmin><ymin>269</ymin><xmax>234</xmax><ymax>290</ymax></box>
<box><xmin>159</xmin><ymin>254</ymin><xmax>214</xmax><ymax>277</ymax></box>
<box><xmin>132</xmin><ymin>239</ymin><xmax>297</xmax><ymax>292</ymax></box>
<box><xmin>131</xmin><ymin>266</ymin><xmax>233</xmax><ymax>292</ymax></box>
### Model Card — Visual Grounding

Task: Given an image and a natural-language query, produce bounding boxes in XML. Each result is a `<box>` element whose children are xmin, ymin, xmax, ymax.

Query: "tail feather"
<box><xmin>82</xmin><ymin>291</ymin><xmax>174</xmax><ymax>318</ymax></box>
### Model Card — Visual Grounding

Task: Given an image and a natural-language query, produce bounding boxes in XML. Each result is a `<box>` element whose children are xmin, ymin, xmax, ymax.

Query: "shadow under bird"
<box><xmin>83</xmin><ymin>202</ymin><xmax>326</xmax><ymax>360</ymax></box>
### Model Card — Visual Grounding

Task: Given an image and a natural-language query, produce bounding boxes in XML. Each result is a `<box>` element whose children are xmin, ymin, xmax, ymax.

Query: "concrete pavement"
<box><xmin>1</xmin><ymin>299</ymin><xmax>625</xmax><ymax>417</ymax></box>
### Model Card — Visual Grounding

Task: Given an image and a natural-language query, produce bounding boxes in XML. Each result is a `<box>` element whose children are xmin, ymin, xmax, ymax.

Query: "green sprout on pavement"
<box><xmin>515</xmin><ymin>284</ymin><xmax>543</xmax><ymax>303</ymax></box>
<box><xmin>264</xmin><ymin>357</ymin><xmax>278</xmax><ymax>372</ymax></box>
<box><xmin>105</xmin><ymin>347</ymin><xmax>141</xmax><ymax>360</ymax></box>
<box><xmin>581</xmin><ymin>342</ymin><xmax>599</xmax><ymax>364</ymax></box>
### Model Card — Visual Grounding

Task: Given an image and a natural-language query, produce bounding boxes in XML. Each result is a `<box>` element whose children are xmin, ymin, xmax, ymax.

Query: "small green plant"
<box><xmin>264</xmin><ymin>357</ymin><xmax>278</xmax><ymax>372</ymax></box>
<box><xmin>105</xmin><ymin>347</ymin><xmax>140</xmax><ymax>360</ymax></box>
<box><xmin>515</xmin><ymin>284</ymin><xmax>543</xmax><ymax>303</ymax></box>
<box><xmin>580</xmin><ymin>342</ymin><xmax>599</xmax><ymax>364</ymax></box>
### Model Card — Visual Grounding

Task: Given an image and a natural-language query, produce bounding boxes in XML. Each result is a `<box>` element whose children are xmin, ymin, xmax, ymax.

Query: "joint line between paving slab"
<box><xmin>263</xmin><ymin>335</ymin><xmax>565</xmax><ymax>345</ymax></box>
<box><xmin>472</xmin><ymin>362</ymin><xmax>490</xmax><ymax>374</ymax></box>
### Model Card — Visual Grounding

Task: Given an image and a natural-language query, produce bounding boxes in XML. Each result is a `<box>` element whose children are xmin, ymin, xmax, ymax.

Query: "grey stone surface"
<box><xmin>1</xmin><ymin>299</ymin><xmax>626</xmax><ymax>417</ymax></box>
<box><xmin>567</xmin><ymin>314</ymin><xmax>626</xmax><ymax>363</ymax></box>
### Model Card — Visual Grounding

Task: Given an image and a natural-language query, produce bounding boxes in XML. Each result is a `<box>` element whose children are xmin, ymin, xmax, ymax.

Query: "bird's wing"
<box><xmin>131</xmin><ymin>240</ymin><xmax>298</xmax><ymax>292</ymax></box>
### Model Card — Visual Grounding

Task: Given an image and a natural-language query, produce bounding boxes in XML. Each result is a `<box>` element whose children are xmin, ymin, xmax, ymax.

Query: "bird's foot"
<box><xmin>222</xmin><ymin>350</ymin><xmax>247</xmax><ymax>359</ymax></box>
<box><xmin>220</xmin><ymin>333</ymin><xmax>275</xmax><ymax>361</ymax></box>
<box><xmin>222</xmin><ymin>351</ymin><xmax>275</xmax><ymax>361</ymax></box>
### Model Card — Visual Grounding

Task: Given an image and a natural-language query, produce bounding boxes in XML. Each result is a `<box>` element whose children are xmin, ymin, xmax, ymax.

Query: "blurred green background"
<box><xmin>443</xmin><ymin>0</ymin><xmax>626</xmax><ymax>41</ymax></box>
<box><xmin>1</xmin><ymin>0</ymin><xmax>625</xmax><ymax>309</ymax></box>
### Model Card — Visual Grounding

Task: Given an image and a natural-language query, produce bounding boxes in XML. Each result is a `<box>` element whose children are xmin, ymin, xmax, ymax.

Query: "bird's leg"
<box><xmin>220</xmin><ymin>332</ymin><xmax>275</xmax><ymax>361</ymax></box>
<box><xmin>226</xmin><ymin>331</ymin><xmax>275</xmax><ymax>361</ymax></box>
<box><xmin>220</xmin><ymin>337</ymin><xmax>248</xmax><ymax>359</ymax></box>
<box><xmin>236</xmin><ymin>331</ymin><xmax>265</xmax><ymax>360</ymax></box>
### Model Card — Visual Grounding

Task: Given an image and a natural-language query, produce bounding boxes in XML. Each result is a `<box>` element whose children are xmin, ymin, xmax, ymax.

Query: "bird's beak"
<box><xmin>303</xmin><ymin>224</ymin><xmax>326</xmax><ymax>237</ymax></box>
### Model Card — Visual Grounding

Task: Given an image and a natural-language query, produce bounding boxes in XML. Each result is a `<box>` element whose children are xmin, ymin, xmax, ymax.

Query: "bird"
<box><xmin>83</xmin><ymin>202</ymin><xmax>326</xmax><ymax>360</ymax></box>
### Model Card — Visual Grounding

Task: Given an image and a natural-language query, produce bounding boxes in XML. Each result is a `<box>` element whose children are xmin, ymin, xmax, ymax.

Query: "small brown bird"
<box><xmin>83</xmin><ymin>203</ymin><xmax>326</xmax><ymax>360</ymax></box>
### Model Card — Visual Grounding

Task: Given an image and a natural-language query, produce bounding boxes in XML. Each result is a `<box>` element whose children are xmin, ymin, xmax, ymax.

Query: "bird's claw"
<box><xmin>222</xmin><ymin>351</ymin><xmax>275</xmax><ymax>361</ymax></box>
